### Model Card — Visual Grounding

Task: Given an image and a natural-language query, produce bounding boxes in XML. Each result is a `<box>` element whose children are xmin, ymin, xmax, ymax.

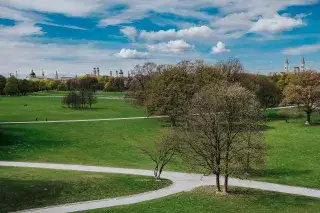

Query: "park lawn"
<box><xmin>0</xmin><ymin>119</ymin><xmax>188</xmax><ymax>172</ymax></box>
<box><xmin>1</xmin><ymin>117</ymin><xmax>319</xmax><ymax>188</ymax></box>
<box><xmin>85</xmin><ymin>186</ymin><xmax>320</xmax><ymax>213</ymax></box>
<box><xmin>0</xmin><ymin>97</ymin><xmax>144</xmax><ymax>122</ymax></box>
<box><xmin>0</xmin><ymin>167</ymin><xmax>171</xmax><ymax>213</ymax></box>
<box><xmin>250</xmin><ymin>119</ymin><xmax>320</xmax><ymax>188</ymax></box>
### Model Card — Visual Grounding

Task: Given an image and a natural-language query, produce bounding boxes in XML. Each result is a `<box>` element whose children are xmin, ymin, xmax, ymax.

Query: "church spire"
<box><xmin>300</xmin><ymin>57</ymin><xmax>305</xmax><ymax>71</ymax></box>
<box><xmin>284</xmin><ymin>57</ymin><xmax>289</xmax><ymax>72</ymax></box>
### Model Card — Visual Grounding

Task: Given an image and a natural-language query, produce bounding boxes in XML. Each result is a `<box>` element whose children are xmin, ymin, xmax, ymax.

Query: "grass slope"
<box><xmin>85</xmin><ymin>187</ymin><xmax>320</xmax><ymax>213</ymax></box>
<box><xmin>0</xmin><ymin>97</ymin><xmax>143</xmax><ymax>122</ymax></box>
<box><xmin>0</xmin><ymin>98</ymin><xmax>319</xmax><ymax>188</ymax></box>
<box><xmin>0</xmin><ymin>167</ymin><xmax>171</xmax><ymax>213</ymax></box>
<box><xmin>252</xmin><ymin>120</ymin><xmax>320</xmax><ymax>188</ymax></box>
<box><xmin>0</xmin><ymin>119</ymin><xmax>187</xmax><ymax>172</ymax></box>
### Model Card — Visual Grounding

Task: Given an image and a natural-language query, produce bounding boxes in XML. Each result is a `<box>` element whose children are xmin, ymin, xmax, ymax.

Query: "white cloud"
<box><xmin>140</xmin><ymin>26</ymin><xmax>215</xmax><ymax>41</ymax></box>
<box><xmin>39</xmin><ymin>22</ymin><xmax>87</xmax><ymax>30</ymax></box>
<box><xmin>0</xmin><ymin>22</ymin><xmax>44</xmax><ymax>37</ymax></box>
<box><xmin>283</xmin><ymin>44</ymin><xmax>320</xmax><ymax>55</ymax></box>
<box><xmin>115</xmin><ymin>49</ymin><xmax>149</xmax><ymax>59</ymax></box>
<box><xmin>140</xmin><ymin>29</ymin><xmax>178</xmax><ymax>40</ymax></box>
<box><xmin>1</xmin><ymin>0</ymin><xmax>101</xmax><ymax>16</ymax></box>
<box><xmin>147</xmin><ymin>40</ymin><xmax>194</xmax><ymax>54</ymax></box>
<box><xmin>120</xmin><ymin>26</ymin><xmax>138</xmax><ymax>41</ymax></box>
<box><xmin>212</xmin><ymin>41</ymin><xmax>231</xmax><ymax>54</ymax></box>
<box><xmin>250</xmin><ymin>14</ymin><xmax>305</xmax><ymax>34</ymax></box>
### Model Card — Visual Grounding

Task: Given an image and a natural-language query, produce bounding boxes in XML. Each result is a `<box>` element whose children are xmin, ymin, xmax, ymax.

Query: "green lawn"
<box><xmin>0</xmin><ymin>167</ymin><xmax>171</xmax><ymax>213</ymax></box>
<box><xmin>251</xmin><ymin>120</ymin><xmax>320</xmax><ymax>188</ymax></box>
<box><xmin>0</xmin><ymin>119</ymin><xmax>187</xmax><ymax>172</ymax></box>
<box><xmin>0</xmin><ymin>97</ymin><xmax>319</xmax><ymax>188</ymax></box>
<box><xmin>85</xmin><ymin>187</ymin><xmax>320</xmax><ymax>213</ymax></box>
<box><xmin>0</xmin><ymin>97</ymin><xmax>144</xmax><ymax>122</ymax></box>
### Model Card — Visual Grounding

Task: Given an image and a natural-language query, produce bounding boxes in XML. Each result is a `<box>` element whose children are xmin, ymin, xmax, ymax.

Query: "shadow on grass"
<box><xmin>0</xmin><ymin>178</ymin><xmax>72</xmax><ymax>213</ymax></box>
<box><xmin>259</xmin><ymin>124</ymin><xmax>276</xmax><ymax>131</ymax></box>
<box><xmin>0</xmin><ymin>125</ymin><xmax>65</xmax><ymax>161</ymax></box>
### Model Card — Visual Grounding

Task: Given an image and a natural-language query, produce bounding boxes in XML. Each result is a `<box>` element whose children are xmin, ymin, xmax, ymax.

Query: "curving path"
<box><xmin>0</xmin><ymin>116</ymin><xmax>168</xmax><ymax>125</ymax></box>
<box><xmin>0</xmin><ymin>161</ymin><xmax>319</xmax><ymax>213</ymax></box>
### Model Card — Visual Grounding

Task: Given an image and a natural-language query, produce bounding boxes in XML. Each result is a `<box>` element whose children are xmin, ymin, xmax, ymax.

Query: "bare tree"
<box><xmin>283</xmin><ymin>70</ymin><xmax>320</xmax><ymax>125</ymax></box>
<box><xmin>216</xmin><ymin>58</ymin><xmax>244</xmax><ymax>82</ymax></box>
<box><xmin>139</xmin><ymin>135</ymin><xmax>177</xmax><ymax>180</ymax></box>
<box><xmin>125</xmin><ymin>62</ymin><xmax>160</xmax><ymax>106</ymax></box>
<box><xmin>178</xmin><ymin>81</ymin><xmax>266</xmax><ymax>193</ymax></box>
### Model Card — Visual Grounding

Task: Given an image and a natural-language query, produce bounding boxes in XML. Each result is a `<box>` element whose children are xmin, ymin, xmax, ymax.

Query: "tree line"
<box><xmin>126</xmin><ymin>59</ymin><xmax>320</xmax><ymax>193</ymax></box>
<box><xmin>0</xmin><ymin>75</ymin><xmax>128</xmax><ymax>96</ymax></box>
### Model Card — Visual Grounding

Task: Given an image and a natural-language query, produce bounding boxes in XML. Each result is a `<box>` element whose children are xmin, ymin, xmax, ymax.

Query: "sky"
<box><xmin>0</xmin><ymin>0</ymin><xmax>320</xmax><ymax>78</ymax></box>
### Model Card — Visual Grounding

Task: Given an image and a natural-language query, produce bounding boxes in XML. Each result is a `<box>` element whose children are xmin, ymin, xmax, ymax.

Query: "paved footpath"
<box><xmin>0</xmin><ymin>116</ymin><xmax>168</xmax><ymax>125</ymax></box>
<box><xmin>0</xmin><ymin>161</ymin><xmax>319</xmax><ymax>213</ymax></box>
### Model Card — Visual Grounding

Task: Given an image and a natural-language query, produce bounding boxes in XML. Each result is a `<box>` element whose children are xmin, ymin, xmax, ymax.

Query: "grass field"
<box><xmin>0</xmin><ymin>97</ymin><xmax>144</xmax><ymax>122</ymax></box>
<box><xmin>85</xmin><ymin>187</ymin><xmax>320</xmax><ymax>213</ymax></box>
<box><xmin>251</xmin><ymin>120</ymin><xmax>320</xmax><ymax>188</ymax></box>
<box><xmin>0</xmin><ymin>167</ymin><xmax>171</xmax><ymax>213</ymax></box>
<box><xmin>0</xmin><ymin>98</ymin><xmax>319</xmax><ymax>188</ymax></box>
<box><xmin>0</xmin><ymin>119</ymin><xmax>188</xmax><ymax>171</ymax></box>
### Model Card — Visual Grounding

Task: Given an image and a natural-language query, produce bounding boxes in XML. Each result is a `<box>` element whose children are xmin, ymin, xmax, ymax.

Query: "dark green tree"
<box><xmin>0</xmin><ymin>75</ymin><xmax>6</xmax><ymax>95</ymax></box>
<box><xmin>19</xmin><ymin>79</ymin><xmax>29</xmax><ymax>96</ymax></box>
<box><xmin>4</xmin><ymin>76</ymin><xmax>19</xmax><ymax>96</ymax></box>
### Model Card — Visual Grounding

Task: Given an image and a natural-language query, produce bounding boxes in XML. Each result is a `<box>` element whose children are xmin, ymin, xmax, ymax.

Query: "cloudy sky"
<box><xmin>0</xmin><ymin>0</ymin><xmax>319</xmax><ymax>77</ymax></box>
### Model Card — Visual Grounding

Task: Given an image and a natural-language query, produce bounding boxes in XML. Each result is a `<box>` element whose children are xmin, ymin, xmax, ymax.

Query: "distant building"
<box><xmin>283</xmin><ymin>57</ymin><xmax>306</xmax><ymax>72</ymax></box>
<box><xmin>29</xmin><ymin>70</ymin><xmax>37</xmax><ymax>79</ymax></box>
<box><xmin>86</xmin><ymin>67</ymin><xmax>101</xmax><ymax>78</ymax></box>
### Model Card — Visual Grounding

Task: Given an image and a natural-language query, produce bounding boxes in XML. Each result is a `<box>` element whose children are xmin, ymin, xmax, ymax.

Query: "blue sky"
<box><xmin>0</xmin><ymin>0</ymin><xmax>319</xmax><ymax>77</ymax></box>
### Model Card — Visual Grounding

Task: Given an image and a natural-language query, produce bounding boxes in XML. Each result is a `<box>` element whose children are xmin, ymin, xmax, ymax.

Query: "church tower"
<box><xmin>300</xmin><ymin>57</ymin><xmax>305</xmax><ymax>71</ymax></box>
<box><xmin>284</xmin><ymin>57</ymin><xmax>289</xmax><ymax>72</ymax></box>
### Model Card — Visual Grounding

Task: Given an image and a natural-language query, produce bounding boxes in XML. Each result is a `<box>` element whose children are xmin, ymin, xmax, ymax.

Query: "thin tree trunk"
<box><xmin>170</xmin><ymin>117</ymin><xmax>176</xmax><ymax>127</ymax></box>
<box><xmin>157</xmin><ymin>164</ymin><xmax>165</xmax><ymax>180</ymax></box>
<box><xmin>306</xmin><ymin>111</ymin><xmax>311</xmax><ymax>125</ymax></box>
<box><xmin>224</xmin><ymin>175</ymin><xmax>229</xmax><ymax>193</ymax></box>
<box><xmin>216</xmin><ymin>173</ymin><xmax>221</xmax><ymax>192</ymax></box>
<box><xmin>224</xmin><ymin>146</ymin><xmax>230</xmax><ymax>194</ymax></box>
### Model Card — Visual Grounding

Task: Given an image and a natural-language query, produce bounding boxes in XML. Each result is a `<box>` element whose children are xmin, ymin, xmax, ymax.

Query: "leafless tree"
<box><xmin>178</xmin><ymin>81</ymin><xmax>266</xmax><ymax>193</ymax></box>
<box><xmin>125</xmin><ymin>62</ymin><xmax>160</xmax><ymax>106</ymax></box>
<box><xmin>216</xmin><ymin>57</ymin><xmax>244</xmax><ymax>82</ymax></box>
<box><xmin>139</xmin><ymin>135</ymin><xmax>177</xmax><ymax>180</ymax></box>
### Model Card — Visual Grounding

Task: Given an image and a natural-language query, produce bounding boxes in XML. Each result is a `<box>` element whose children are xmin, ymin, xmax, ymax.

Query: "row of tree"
<box><xmin>0</xmin><ymin>75</ymin><xmax>128</xmax><ymax>96</ymax></box>
<box><xmin>125</xmin><ymin>60</ymin><xmax>283</xmax><ymax>126</ymax></box>
<box><xmin>0</xmin><ymin>75</ymin><xmax>63</xmax><ymax>95</ymax></box>
<box><xmin>62</xmin><ymin>90</ymin><xmax>97</xmax><ymax>109</ymax></box>
<box><xmin>126</xmin><ymin>59</ymin><xmax>320</xmax><ymax>193</ymax></box>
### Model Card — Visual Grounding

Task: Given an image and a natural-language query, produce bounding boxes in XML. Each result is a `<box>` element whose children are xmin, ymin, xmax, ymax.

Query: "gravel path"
<box><xmin>0</xmin><ymin>161</ymin><xmax>319</xmax><ymax>213</ymax></box>
<box><xmin>0</xmin><ymin>116</ymin><xmax>168</xmax><ymax>125</ymax></box>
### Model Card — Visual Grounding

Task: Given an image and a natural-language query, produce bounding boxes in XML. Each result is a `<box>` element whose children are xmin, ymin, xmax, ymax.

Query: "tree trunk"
<box><xmin>170</xmin><ymin>117</ymin><xmax>176</xmax><ymax>127</ymax></box>
<box><xmin>224</xmin><ymin>146</ymin><xmax>230</xmax><ymax>194</ymax></box>
<box><xmin>224</xmin><ymin>175</ymin><xmax>229</xmax><ymax>193</ymax></box>
<box><xmin>216</xmin><ymin>173</ymin><xmax>221</xmax><ymax>192</ymax></box>
<box><xmin>305</xmin><ymin>111</ymin><xmax>311</xmax><ymax>125</ymax></box>
<box><xmin>154</xmin><ymin>164</ymin><xmax>159</xmax><ymax>179</ymax></box>
<box><xmin>157</xmin><ymin>164</ymin><xmax>165</xmax><ymax>180</ymax></box>
<box><xmin>246</xmin><ymin>153</ymin><xmax>251</xmax><ymax>173</ymax></box>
